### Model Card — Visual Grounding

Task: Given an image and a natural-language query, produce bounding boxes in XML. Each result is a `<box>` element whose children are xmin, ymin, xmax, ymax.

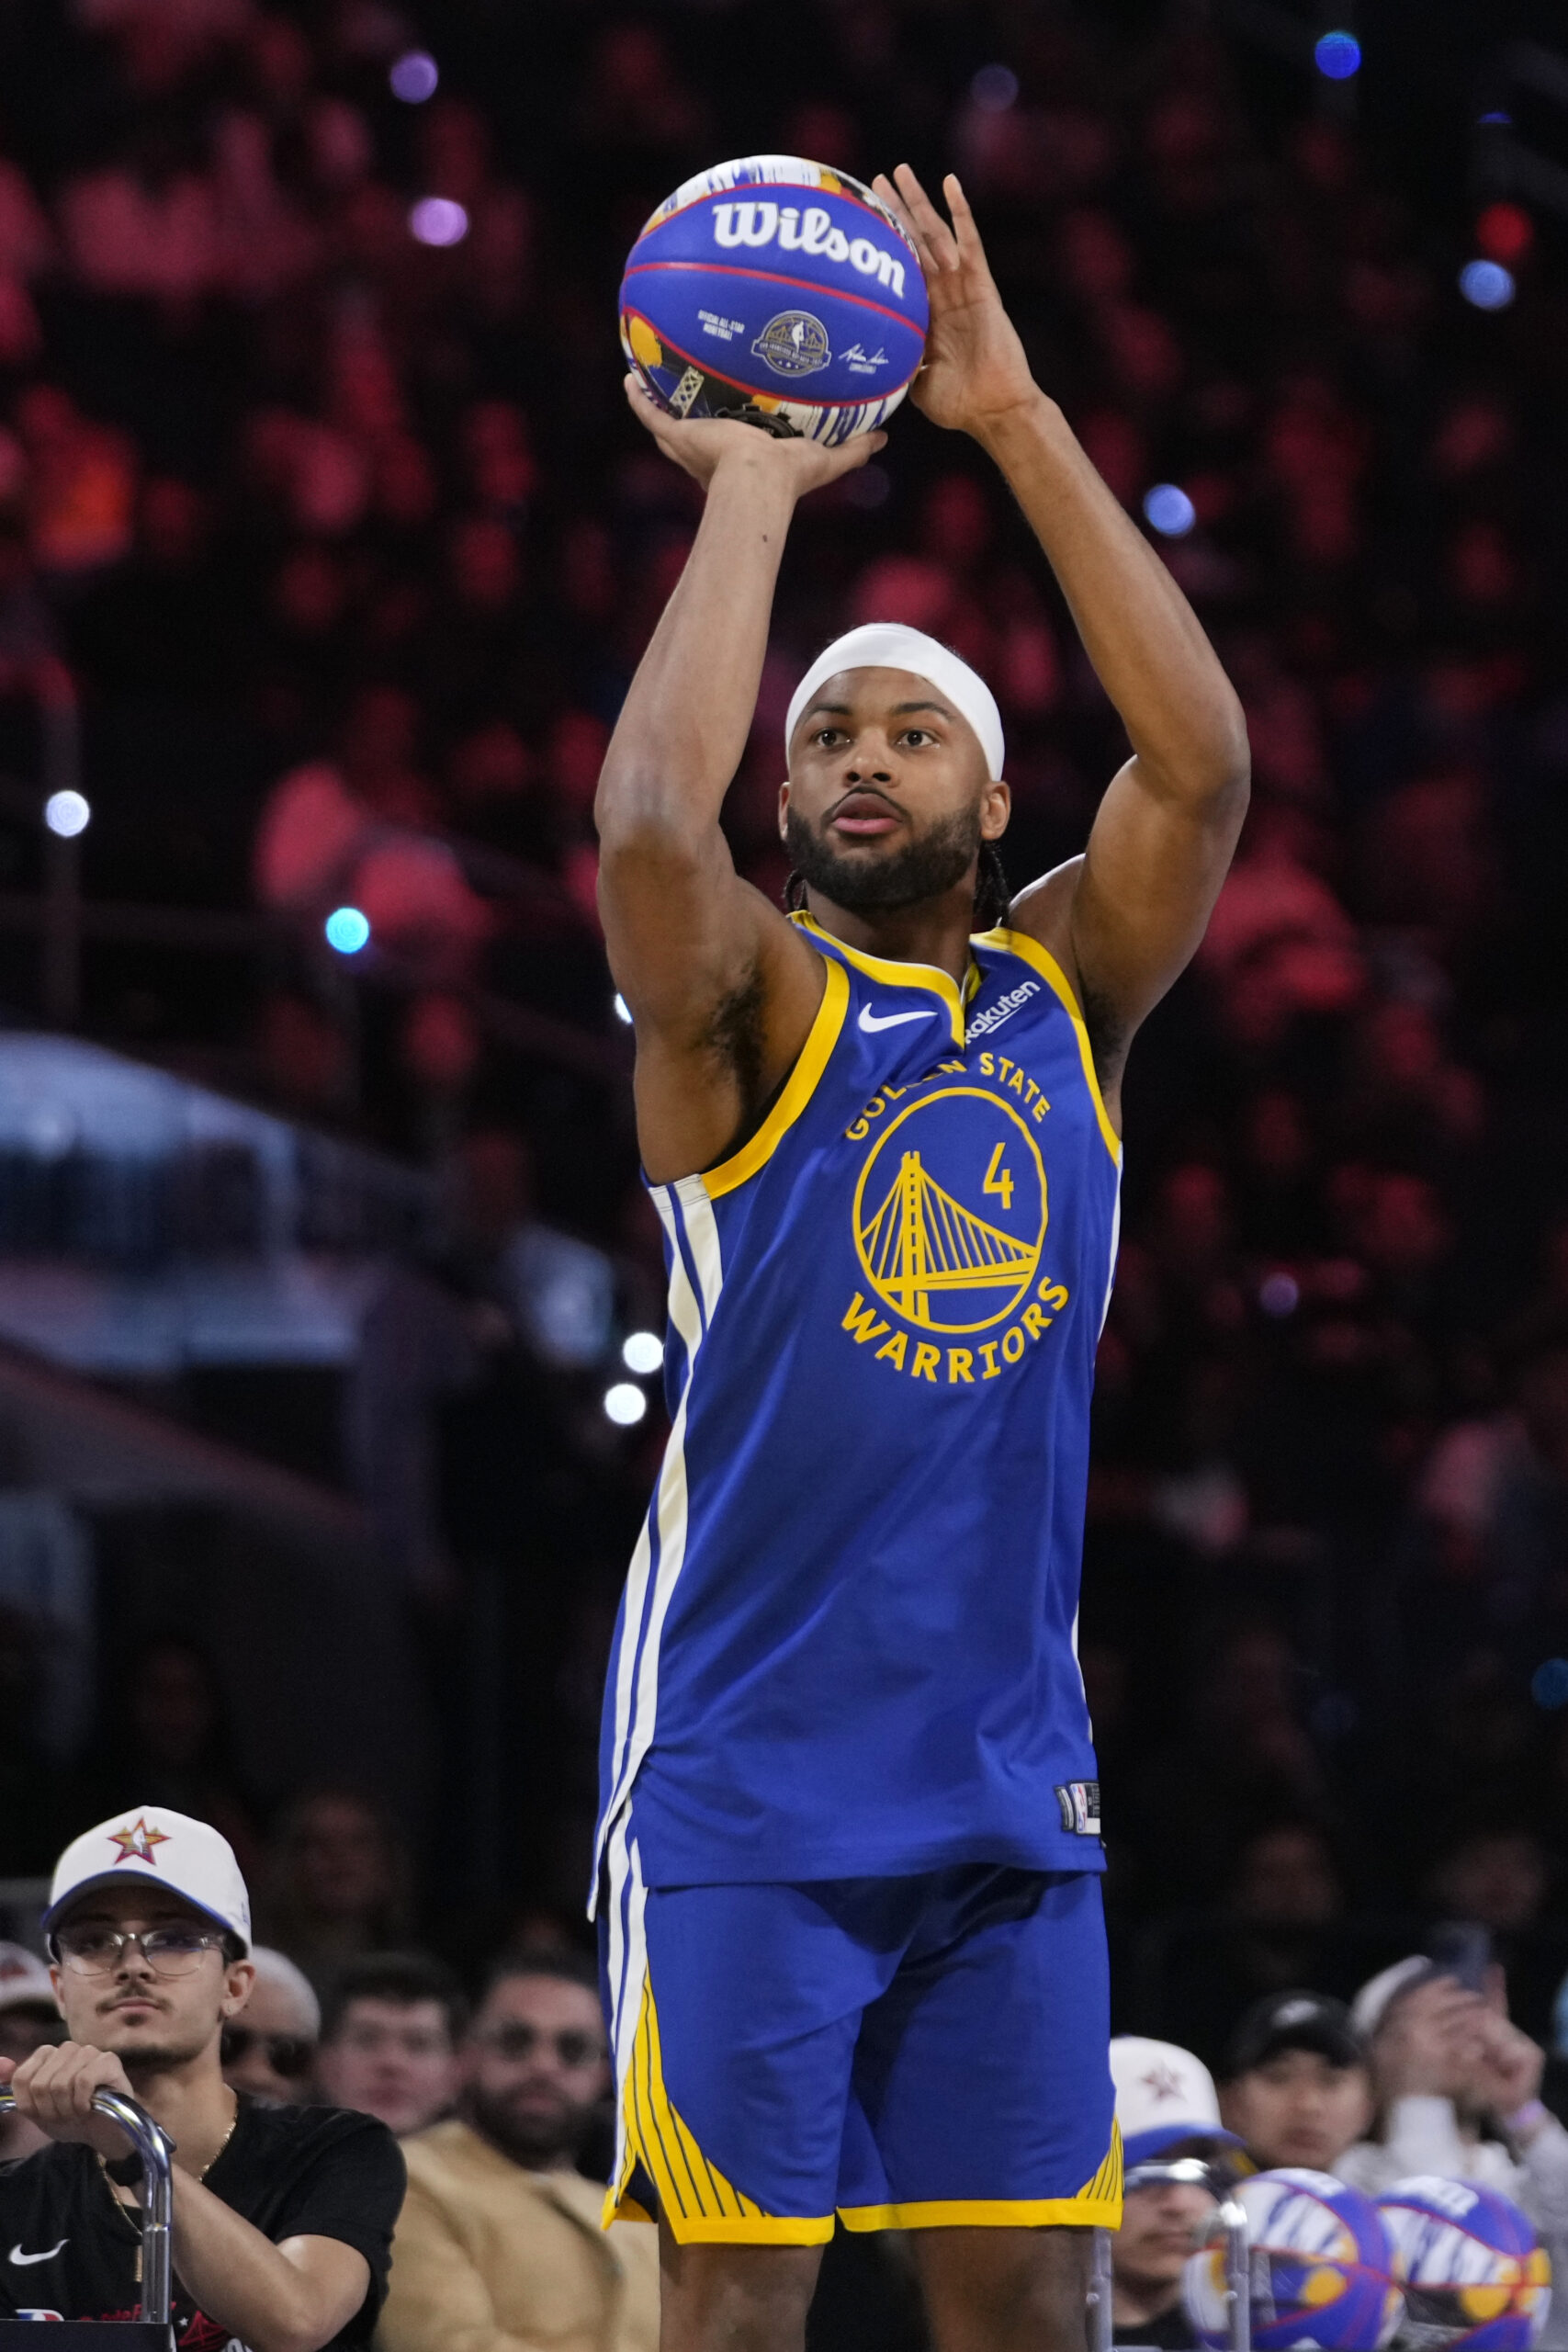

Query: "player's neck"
<box><xmin>801</xmin><ymin>887</ymin><xmax>979</xmax><ymax>989</ymax></box>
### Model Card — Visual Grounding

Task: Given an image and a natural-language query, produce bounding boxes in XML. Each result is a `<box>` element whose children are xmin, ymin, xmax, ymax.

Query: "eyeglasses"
<box><xmin>53</xmin><ymin>1926</ymin><xmax>225</xmax><ymax>1977</ymax></box>
<box><xmin>220</xmin><ymin>2026</ymin><xmax>317</xmax><ymax>2079</ymax></box>
<box><xmin>474</xmin><ymin>2024</ymin><xmax>605</xmax><ymax>2068</ymax></box>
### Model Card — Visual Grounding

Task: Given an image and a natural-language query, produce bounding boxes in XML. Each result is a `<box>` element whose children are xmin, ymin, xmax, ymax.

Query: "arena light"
<box><xmin>1258</xmin><ymin>1272</ymin><xmax>1300</xmax><ymax>1317</ymax></box>
<box><xmin>622</xmin><ymin>1330</ymin><xmax>664</xmax><ymax>1375</ymax></box>
<box><xmin>1476</xmin><ymin>201</ymin><xmax>1532</xmax><ymax>265</ymax></box>
<box><xmin>324</xmin><ymin>905</ymin><xmax>370</xmax><ymax>955</ymax></box>
<box><xmin>1142</xmin><ymin>483</ymin><xmax>1196</xmax><ymax>537</ymax></box>
<box><xmin>1459</xmin><ymin>258</ymin><xmax>1515</xmax><ymax>311</ymax></box>
<box><xmin>613</xmin><ymin>993</ymin><xmax>633</xmax><ymax>1025</ymax></box>
<box><xmin>1314</xmin><ymin>29</ymin><xmax>1361</xmax><ymax>80</ymax></box>
<box><xmin>970</xmin><ymin>64</ymin><xmax>1020</xmax><ymax>113</ymax></box>
<box><xmin>1531</xmin><ymin>1658</ymin><xmax>1568</xmax><ymax>1709</ymax></box>
<box><xmin>604</xmin><ymin>1382</ymin><xmax>649</xmax><ymax>1427</ymax></box>
<box><xmin>409</xmin><ymin>197</ymin><xmax>469</xmax><ymax>249</ymax></box>
<box><xmin>44</xmin><ymin>789</ymin><xmax>90</xmax><ymax>838</ymax></box>
<box><xmin>389</xmin><ymin>50</ymin><xmax>438</xmax><ymax>103</ymax></box>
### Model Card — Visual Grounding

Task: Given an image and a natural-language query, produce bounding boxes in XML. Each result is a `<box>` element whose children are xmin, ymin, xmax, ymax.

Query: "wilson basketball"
<box><xmin>619</xmin><ymin>155</ymin><xmax>929</xmax><ymax>445</ymax></box>
<box><xmin>1185</xmin><ymin>2171</ymin><xmax>1404</xmax><ymax>2352</ymax></box>
<box><xmin>1379</xmin><ymin>2179</ymin><xmax>1551</xmax><ymax>2349</ymax></box>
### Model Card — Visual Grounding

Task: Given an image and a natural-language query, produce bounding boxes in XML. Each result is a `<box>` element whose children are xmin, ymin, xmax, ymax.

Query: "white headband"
<box><xmin>784</xmin><ymin>624</ymin><xmax>1005</xmax><ymax>784</ymax></box>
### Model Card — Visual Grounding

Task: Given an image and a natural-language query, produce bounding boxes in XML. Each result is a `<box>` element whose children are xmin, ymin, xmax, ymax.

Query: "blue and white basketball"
<box><xmin>1184</xmin><ymin>2169</ymin><xmax>1403</xmax><ymax>2350</ymax></box>
<box><xmin>1379</xmin><ymin>2178</ymin><xmax>1551</xmax><ymax>2348</ymax></box>
<box><xmin>619</xmin><ymin>155</ymin><xmax>929</xmax><ymax>446</ymax></box>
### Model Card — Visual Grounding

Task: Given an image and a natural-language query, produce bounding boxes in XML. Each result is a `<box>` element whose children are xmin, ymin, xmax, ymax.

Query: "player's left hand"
<box><xmin>623</xmin><ymin>375</ymin><xmax>886</xmax><ymax>499</ymax></box>
<box><xmin>872</xmin><ymin>165</ymin><xmax>1039</xmax><ymax>438</ymax></box>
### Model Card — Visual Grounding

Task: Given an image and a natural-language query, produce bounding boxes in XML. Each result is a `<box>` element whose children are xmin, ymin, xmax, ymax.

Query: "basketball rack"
<box><xmin>0</xmin><ymin>2085</ymin><xmax>175</xmax><ymax>2350</ymax></box>
<box><xmin>1088</xmin><ymin>2157</ymin><xmax>1251</xmax><ymax>2352</ymax></box>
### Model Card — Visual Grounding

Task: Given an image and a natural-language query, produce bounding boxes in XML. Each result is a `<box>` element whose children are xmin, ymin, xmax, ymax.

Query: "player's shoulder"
<box><xmin>996</xmin><ymin>858</ymin><xmax>1085</xmax><ymax>981</ymax></box>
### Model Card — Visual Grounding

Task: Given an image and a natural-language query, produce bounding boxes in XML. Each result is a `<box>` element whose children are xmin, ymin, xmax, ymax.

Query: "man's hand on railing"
<box><xmin>0</xmin><ymin>2041</ymin><xmax>139</xmax><ymax>2160</ymax></box>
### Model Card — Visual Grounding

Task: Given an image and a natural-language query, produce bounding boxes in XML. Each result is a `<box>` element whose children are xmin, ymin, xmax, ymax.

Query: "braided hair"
<box><xmin>785</xmin><ymin>839</ymin><xmax>1011</xmax><ymax>933</ymax></box>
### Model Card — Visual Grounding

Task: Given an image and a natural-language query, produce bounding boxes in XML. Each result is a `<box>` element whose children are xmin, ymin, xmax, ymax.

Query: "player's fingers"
<box><xmin>943</xmin><ymin>174</ymin><xmax>997</xmax><ymax>281</ymax></box>
<box><xmin>873</xmin><ymin>177</ymin><xmax>942</xmax><ymax>296</ymax></box>
<box><xmin>871</xmin><ymin>174</ymin><xmax>933</xmax><ymax>265</ymax></box>
<box><xmin>812</xmin><ymin>430</ymin><xmax>888</xmax><ymax>485</ymax></box>
<box><xmin>892</xmin><ymin>164</ymin><xmax>961</xmax><ymax>270</ymax></box>
<box><xmin>623</xmin><ymin>372</ymin><xmax>665</xmax><ymax>431</ymax></box>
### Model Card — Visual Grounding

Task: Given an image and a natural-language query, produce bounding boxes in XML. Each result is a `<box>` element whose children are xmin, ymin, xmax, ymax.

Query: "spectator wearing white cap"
<box><xmin>0</xmin><ymin>1806</ymin><xmax>405</xmax><ymax>2352</ymax></box>
<box><xmin>1109</xmin><ymin>2037</ymin><xmax>1241</xmax><ymax>2347</ymax></box>
<box><xmin>0</xmin><ymin>1943</ymin><xmax>63</xmax><ymax>2159</ymax></box>
<box><xmin>1335</xmin><ymin>1955</ymin><xmax>1568</xmax><ymax>2350</ymax></box>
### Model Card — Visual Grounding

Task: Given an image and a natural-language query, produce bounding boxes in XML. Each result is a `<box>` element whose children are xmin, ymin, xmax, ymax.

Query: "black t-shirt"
<box><xmin>0</xmin><ymin>2099</ymin><xmax>405</xmax><ymax>2351</ymax></box>
<box><xmin>1113</xmin><ymin>2304</ymin><xmax>1199</xmax><ymax>2349</ymax></box>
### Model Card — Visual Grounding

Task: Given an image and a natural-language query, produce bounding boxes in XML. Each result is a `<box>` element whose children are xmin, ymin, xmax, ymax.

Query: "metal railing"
<box><xmin>1090</xmin><ymin>2157</ymin><xmax>1250</xmax><ymax>2352</ymax></box>
<box><xmin>0</xmin><ymin>2084</ymin><xmax>174</xmax><ymax>2327</ymax></box>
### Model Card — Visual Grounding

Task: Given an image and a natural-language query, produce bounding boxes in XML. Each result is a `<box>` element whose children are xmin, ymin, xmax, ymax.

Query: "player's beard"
<box><xmin>784</xmin><ymin>802</ymin><xmax>980</xmax><ymax>913</ymax></box>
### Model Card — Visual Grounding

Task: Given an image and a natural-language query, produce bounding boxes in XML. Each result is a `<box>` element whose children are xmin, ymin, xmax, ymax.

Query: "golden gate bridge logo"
<box><xmin>852</xmin><ymin>1088</ymin><xmax>1046</xmax><ymax>1334</ymax></box>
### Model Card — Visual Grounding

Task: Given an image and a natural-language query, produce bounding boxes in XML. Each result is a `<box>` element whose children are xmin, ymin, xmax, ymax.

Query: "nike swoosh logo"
<box><xmin>10</xmin><ymin>2244</ymin><xmax>67</xmax><ymax>2266</ymax></box>
<box><xmin>859</xmin><ymin>1005</ymin><xmax>938</xmax><ymax>1033</ymax></box>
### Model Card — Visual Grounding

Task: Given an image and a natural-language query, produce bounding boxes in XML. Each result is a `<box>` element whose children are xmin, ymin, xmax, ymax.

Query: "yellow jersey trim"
<box><xmin>702</xmin><ymin>956</ymin><xmax>849</xmax><ymax>1201</ymax></box>
<box><xmin>840</xmin><ymin>2195</ymin><xmax>1122</xmax><ymax>2232</ymax></box>
<box><xmin>976</xmin><ymin>926</ymin><xmax>1122</xmax><ymax>1167</ymax></box>
<box><xmin>605</xmin><ymin>1969</ymin><xmax>836</xmax><ymax>2243</ymax></box>
<box><xmin>790</xmin><ymin>910</ymin><xmax>967</xmax><ymax>1047</ymax></box>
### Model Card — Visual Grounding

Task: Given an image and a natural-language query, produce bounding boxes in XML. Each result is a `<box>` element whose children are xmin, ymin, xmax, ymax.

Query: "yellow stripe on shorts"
<box><xmin>604</xmin><ymin>1970</ymin><xmax>835</xmax><ymax>2245</ymax></box>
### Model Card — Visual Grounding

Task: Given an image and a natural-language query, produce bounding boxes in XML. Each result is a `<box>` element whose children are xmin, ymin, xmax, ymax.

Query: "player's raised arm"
<box><xmin>594</xmin><ymin>380</ymin><xmax>884</xmax><ymax>1182</ymax></box>
<box><xmin>874</xmin><ymin>166</ymin><xmax>1250</xmax><ymax>1110</ymax></box>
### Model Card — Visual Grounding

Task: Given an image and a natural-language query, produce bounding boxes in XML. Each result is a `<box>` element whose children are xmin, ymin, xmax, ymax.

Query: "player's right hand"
<box><xmin>623</xmin><ymin>375</ymin><xmax>886</xmax><ymax>498</ymax></box>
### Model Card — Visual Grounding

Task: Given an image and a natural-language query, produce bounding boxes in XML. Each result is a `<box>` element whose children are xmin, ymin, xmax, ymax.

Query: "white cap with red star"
<box><xmin>42</xmin><ymin>1808</ymin><xmax>251</xmax><ymax>1953</ymax></box>
<box><xmin>1111</xmin><ymin>2034</ymin><xmax>1242</xmax><ymax>2168</ymax></box>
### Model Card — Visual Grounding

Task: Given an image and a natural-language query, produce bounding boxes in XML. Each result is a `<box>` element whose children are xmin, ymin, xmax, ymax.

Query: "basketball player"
<box><xmin>592</xmin><ymin>166</ymin><xmax>1249</xmax><ymax>2352</ymax></box>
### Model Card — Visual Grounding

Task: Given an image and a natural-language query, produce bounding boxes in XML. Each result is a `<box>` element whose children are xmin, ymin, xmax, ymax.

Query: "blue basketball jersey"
<box><xmin>593</xmin><ymin>916</ymin><xmax>1122</xmax><ymax>1901</ymax></box>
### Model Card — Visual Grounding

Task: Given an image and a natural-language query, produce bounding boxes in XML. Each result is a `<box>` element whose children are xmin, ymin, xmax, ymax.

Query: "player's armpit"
<box><xmin>598</xmin><ymin>829</ymin><xmax>826</xmax><ymax>1185</ymax></box>
<box><xmin>1008</xmin><ymin>743</ymin><xmax>1247</xmax><ymax>1115</ymax></box>
<box><xmin>1069</xmin><ymin>750</ymin><xmax>1247</xmax><ymax>1074</ymax></box>
<box><xmin>1072</xmin><ymin>750</ymin><xmax>1247</xmax><ymax>1026</ymax></box>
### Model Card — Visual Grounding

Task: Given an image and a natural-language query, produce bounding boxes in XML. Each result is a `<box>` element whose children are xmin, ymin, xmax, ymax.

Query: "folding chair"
<box><xmin>0</xmin><ymin>2086</ymin><xmax>175</xmax><ymax>2350</ymax></box>
<box><xmin>1088</xmin><ymin>2156</ymin><xmax>1251</xmax><ymax>2352</ymax></box>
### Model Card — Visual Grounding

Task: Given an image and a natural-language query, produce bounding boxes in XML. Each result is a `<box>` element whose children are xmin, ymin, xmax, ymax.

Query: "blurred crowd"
<box><xmin>0</xmin><ymin>0</ymin><xmax>1564</xmax><ymax>2055</ymax></box>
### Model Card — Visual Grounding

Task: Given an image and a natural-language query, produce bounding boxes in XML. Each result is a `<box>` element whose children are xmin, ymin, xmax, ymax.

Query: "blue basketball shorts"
<box><xmin>598</xmin><ymin>1855</ymin><xmax>1121</xmax><ymax>2245</ymax></box>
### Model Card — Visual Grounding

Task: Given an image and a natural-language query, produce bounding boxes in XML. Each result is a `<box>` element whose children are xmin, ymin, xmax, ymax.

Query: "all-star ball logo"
<box><xmin>750</xmin><ymin>311</ymin><xmax>831</xmax><ymax>379</ymax></box>
<box><xmin>109</xmin><ymin>1817</ymin><xmax>170</xmax><ymax>1867</ymax></box>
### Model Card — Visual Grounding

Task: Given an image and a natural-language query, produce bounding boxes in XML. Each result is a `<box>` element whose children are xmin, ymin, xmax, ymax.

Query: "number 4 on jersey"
<box><xmin>983</xmin><ymin>1142</ymin><xmax>1014</xmax><ymax>1213</ymax></box>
